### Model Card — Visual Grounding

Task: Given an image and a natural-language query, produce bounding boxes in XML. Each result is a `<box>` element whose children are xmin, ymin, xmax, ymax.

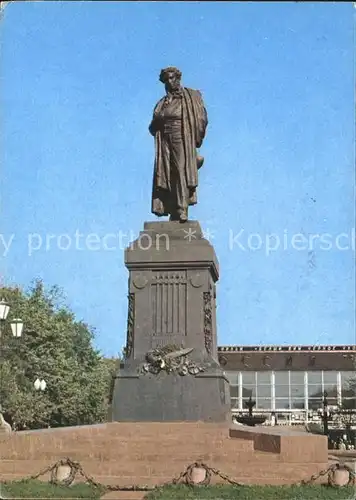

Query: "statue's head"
<box><xmin>159</xmin><ymin>67</ymin><xmax>182</xmax><ymax>93</ymax></box>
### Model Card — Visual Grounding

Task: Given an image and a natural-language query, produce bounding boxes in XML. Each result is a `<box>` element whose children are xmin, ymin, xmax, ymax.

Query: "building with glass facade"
<box><xmin>217</xmin><ymin>345</ymin><xmax>356</xmax><ymax>424</ymax></box>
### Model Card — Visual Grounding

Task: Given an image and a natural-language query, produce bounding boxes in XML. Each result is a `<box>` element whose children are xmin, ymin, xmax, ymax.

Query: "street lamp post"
<box><xmin>0</xmin><ymin>298</ymin><xmax>48</xmax><ymax>430</ymax></box>
<box><xmin>34</xmin><ymin>378</ymin><xmax>47</xmax><ymax>392</ymax></box>
<box><xmin>0</xmin><ymin>298</ymin><xmax>24</xmax><ymax>431</ymax></box>
<box><xmin>0</xmin><ymin>298</ymin><xmax>24</xmax><ymax>338</ymax></box>
<box><xmin>322</xmin><ymin>391</ymin><xmax>329</xmax><ymax>436</ymax></box>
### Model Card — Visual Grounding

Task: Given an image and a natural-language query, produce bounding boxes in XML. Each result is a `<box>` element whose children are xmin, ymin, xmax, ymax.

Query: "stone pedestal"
<box><xmin>111</xmin><ymin>221</ymin><xmax>230</xmax><ymax>422</ymax></box>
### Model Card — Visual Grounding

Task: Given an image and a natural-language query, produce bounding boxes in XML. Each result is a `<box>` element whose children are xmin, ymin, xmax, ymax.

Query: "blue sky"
<box><xmin>1</xmin><ymin>2</ymin><xmax>355</xmax><ymax>356</ymax></box>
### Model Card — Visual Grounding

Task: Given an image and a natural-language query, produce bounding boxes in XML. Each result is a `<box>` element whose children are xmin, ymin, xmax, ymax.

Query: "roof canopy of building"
<box><xmin>217</xmin><ymin>345</ymin><xmax>356</xmax><ymax>371</ymax></box>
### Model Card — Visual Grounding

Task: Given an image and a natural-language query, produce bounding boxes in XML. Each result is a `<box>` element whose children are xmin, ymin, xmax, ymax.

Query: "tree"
<box><xmin>338</xmin><ymin>376</ymin><xmax>356</xmax><ymax>429</ymax></box>
<box><xmin>341</xmin><ymin>377</ymin><xmax>356</xmax><ymax>409</ymax></box>
<box><xmin>0</xmin><ymin>281</ymin><xmax>119</xmax><ymax>430</ymax></box>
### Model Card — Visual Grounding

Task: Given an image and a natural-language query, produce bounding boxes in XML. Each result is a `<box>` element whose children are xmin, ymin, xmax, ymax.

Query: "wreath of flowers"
<box><xmin>140</xmin><ymin>345</ymin><xmax>206</xmax><ymax>376</ymax></box>
<box><xmin>50</xmin><ymin>458</ymin><xmax>77</xmax><ymax>486</ymax></box>
<box><xmin>184</xmin><ymin>462</ymin><xmax>212</xmax><ymax>486</ymax></box>
<box><xmin>327</xmin><ymin>463</ymin><xmax>355</xmax><ymax>487</ymax></box>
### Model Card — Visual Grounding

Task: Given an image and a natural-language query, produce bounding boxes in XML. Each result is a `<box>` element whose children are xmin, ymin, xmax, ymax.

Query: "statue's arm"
<box><xmin>149</xmin><ymin>100</ymin><xmax>163</xmax><ymax>136</ymax></box>
<box><xmin>195</xmin><ymin>90</ymin><xmax>208</xmax><ymax>148</ymax></box>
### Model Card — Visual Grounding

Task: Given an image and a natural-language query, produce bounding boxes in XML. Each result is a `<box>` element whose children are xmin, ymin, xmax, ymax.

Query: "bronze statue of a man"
<box><xmin>149</xmin><ymin>67</ymin><xmax>208</xmax><ymax>222</ymax></box>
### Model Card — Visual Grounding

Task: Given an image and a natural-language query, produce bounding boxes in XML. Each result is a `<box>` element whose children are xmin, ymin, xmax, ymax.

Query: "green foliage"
<box><xmin>0</xmin><ymin>479</ymin><xmax>104</xmax><ymax>498</ymax></box>
<box><xmin>2</xmin><ymin>481</ymin><xmax>355</xmax><ymax>500</ymax></box>
<box><xmin>144</xmin><ymin>484</ymin><xmax>356</xmax><ymax>499</ymax></box>
<box><xmin>0</xmin><ymin>280</ymin><xmax>119</xmax><ymax>430</ymax></box>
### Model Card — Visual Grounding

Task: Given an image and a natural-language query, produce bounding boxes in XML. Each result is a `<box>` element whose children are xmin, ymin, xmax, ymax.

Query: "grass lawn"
<box><xmin>0</xmin><ymin>479</ymin><xmax>105</xmax><ymax>499</ymax></box>
<box><xmin>1</xmin><ymin>481</ymin><xmax>354</xmax><ymax>499</ymax></box>
<box><xmin>144</xmin><ymin>484</ymin><xmax>356</xmax><ymax>499</ymax></box>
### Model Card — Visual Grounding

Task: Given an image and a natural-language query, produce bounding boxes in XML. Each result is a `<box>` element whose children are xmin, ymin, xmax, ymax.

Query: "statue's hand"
<box><xmin>149</xmin><ymin>115</ymin><xmax>163</xmax><ymax>136</ymax></box>
<box><xmin>197</xmin><ymin>155</ymin><xmax>204</xmax><ymax>169</ymax></box>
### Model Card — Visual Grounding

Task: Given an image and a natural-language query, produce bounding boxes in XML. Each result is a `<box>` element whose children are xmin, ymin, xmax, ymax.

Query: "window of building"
<box><xmin>226</xmin><ymin>371</ymin><xmax>239</xmax><ymax>385</ymax></box>
<box><xmin>275</xmin><ymin>371</ymin><xmax>289</xmax><ymax>384</ymax></box>
<box><xmin>257</xmin><ymin>385</ymin><xmax>272</xmax><ymax>398</ymax></box>
<box><xmin>308</xmin><ymin>386</ymin><xmax>323</xmax><ymax>399</ymax></box>
<box><xmin>230</xmin><ymin>385</ymin><xmax>239</xmax><ymax>398</ymax></box>
<box><xmin>289</xmin><ymin>371</ymin><xmax>305</xmax><ymax>400</ymax></box>
<box><xmin>308</xmin><ymin>371</ymin><xmax>322</xmax><ymax>384</ymax></box>
<box><xmin>308</xmin><ymin>371</ymin><xmax>323</xmax><ymax>408</ymax></box>
<box><xmin>341</xmin><ymin>372</ymin><xmax>355</xmax><ymax>395</ymax></box>
<box><xmin>231</xmin><ymin>397</ymin><xmax>239</xmax><ymax>409</ymax></box>
<box><xmin>257</xmin><ymin>372</ymin><xmax>271</xmax><ymax>385</ymax></box>
<box><xmin>227</xmin><ymin>367</ymin><xmax>355</xmax><ymax>417</ymax></box>
<box><xmin>242</xmin><ymin>372</ymin><xmax>256</xmax><ymax>385</ymax></box>
<box><xmin>308</xmin><ymin>398</ymin><xmax>322</xmax><ymax>410</ymax></box>
<box><xmin>275</xmin><ymin>387</ymin><xmax>290</xmax><ymax>398</ymax></box>
<box><xmin>242</xmin><ymin>371</ymin><xmax>257</xmax><ymax>399</ymax></box>
<box><xmin>342</xmin><ymin>398</ymin><xmax>356</xmax><ymax>410</ymax></box>
<box><xmin>256</xmin><ymin>372</ymin><xmax>271</xmax><ymax>407</ymax></box>
<box><xmin>323</xmin><ymin>385</ymin><xmax>338</xmax><ymax>396</ymax></box>
<box><xmin>341</xmin><ymin>372</ymin><xmax>355</xmax><ymax>408</ymax></box>
<box><xmin>275</xmin><ymin>398</ymin><xmax>290</xmax><ymax>410</ymax></box>
<box><xmin>275</xmin><ymin>384</ymin><xmax>290</xmax><ymax>399</ymax></box>
<box><xmin>341</xmin><ymin>371</ymin><xmax>355</xmax><ymax>386</ymax></box>
<box><xmin>256</xmin><ymin>398</ymin><xmax>272</xmax><ymax>409</ymax></box>
<box><xmin>291</xmin><ymin>385</ymin><xmax>304</xmax><ymax>398</ymax></box>
<box><xmin>291</xmin><ymin>398</ymin><xmax>305</xmax><ymax>409</ymax></box>
<box><xmin>290</xmin><ymin>372</ymin><xmax>304</xmax><ymax>384</ymax></box>
<box><xmin>275</xmin><ymin>370</ymin><xmax>290</xmax><ymax>402</ymax></box>
<box><xmin>326</xmin><ymin>395</ymin><xmax>338</xmax><ymax>406</ymax></box>
<box><xmin>322</xmin><ymin>372</ymin><xmax>338</xmax><ymax>403</ymax></box>
<box><xmin>323</xmin><ymin>372</ymin><xmax>338</xmax><ymax>385</ymax></box>
<box><xmin>242</xmin><ymin>386</ymin><xmax>256</xmax><ymax>398</ymax></box>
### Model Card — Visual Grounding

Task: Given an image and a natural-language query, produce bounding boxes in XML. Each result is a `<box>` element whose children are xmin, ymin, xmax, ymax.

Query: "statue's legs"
<box><xmin>165</xmin><ymin>134</ymin><xmax>188</xmax><ymax>222</ymax></box>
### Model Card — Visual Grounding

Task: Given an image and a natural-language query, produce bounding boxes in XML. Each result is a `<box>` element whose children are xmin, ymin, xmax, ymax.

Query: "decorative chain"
<box><xmin>16</xmin><ymin>457</ymin><xmax>356</xmax><ymax>493</ymax></box>
<box><xmin>169</xmin><ymin>461</ymin><xmax>246</xmax><ymax>487</ymax></box>
<box><xmin>299</xmin><ymin>462</ymin><xmax>355</xmax><ymax>487</ymax></box>
<box><xmin>299</xmin><ymin>464</ymin><xmax>335</xmax><ymax>485</ymax></box>
<box><xmin>26</xmin><ymin>458</ymin><xmax>152</xmax><ymax>491</ymax></box>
